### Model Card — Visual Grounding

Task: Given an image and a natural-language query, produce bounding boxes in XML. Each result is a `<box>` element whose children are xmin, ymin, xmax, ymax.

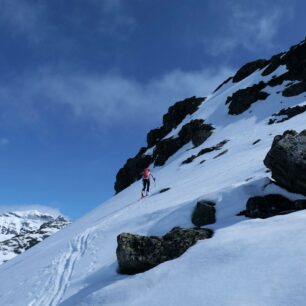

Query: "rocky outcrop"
<box><xmin>115</xmin><ymin>97</ymin><xmax>206</xmax><ymax>193</ymax></box>
<box><xmin>153</xmin><ymin>119</ymin><xmax>214</xmax><ymax>166</ymax></box>
<box><xmin>147</xmin><ymin>96</ymin><xmax>205</xmax><ymax>148</ymax></box>
<box><xmin>232</xmin><ymin>59</ymin><xmax>268</xmax><ymax>83</ymax></box>
<box><xmin>116</xmin><ymin>227</ymin><xmax>213</xmax><ymax>274</ymax></box>
<box><xmin>264</xmin><ymin>130</ymin><xmax>306</xmax><ymax>195</ymax></box>
<box><xmin>226</xmin><ymin>81</ymin><xmax>269</xmax><ymax>115</ymax></box>
<box><xmin>114</xmin><ymin>153</ymin><xmax>152</xmax><ymax>193</ymax></box>
<box><xmin>182</xmin><ymin>140</ymin><xmax>228</xmax><ymax>165</ymax></box>
<box><xmin>191</xmin><ymin>201</ymin><xmax>216</xmax><ymax>227</ymax></box>
<box><xmin>238</xmin><ymin>194</ymin><xmax>306</xmax><ymax>219</ymax></box>
<box><xmin>282</xmin><ymin>81</ymin><xmax>306</xmax><ymax>97</ymax></box>
<box><xmin>268</xmin><ymin>104</ymin><xmax>306</xmax><ymax>124</ymax></box>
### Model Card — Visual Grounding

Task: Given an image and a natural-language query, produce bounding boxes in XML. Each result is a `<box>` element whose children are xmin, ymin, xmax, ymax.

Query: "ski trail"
<box><xmin>30</xmin><ymin>230</ymin><xmax>91</xmax><ymax>306</ymax></box>
<box><xmin>29</xmin><ymin>197</ymin><xmax>145</xmax><ymax>306</ymax></box>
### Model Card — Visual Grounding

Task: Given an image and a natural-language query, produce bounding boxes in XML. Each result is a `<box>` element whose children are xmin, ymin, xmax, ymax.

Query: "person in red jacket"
<box><xmin>142</xmin><ymin>167</ymin><xmax>155</xmax><ymax>197</ymax></box>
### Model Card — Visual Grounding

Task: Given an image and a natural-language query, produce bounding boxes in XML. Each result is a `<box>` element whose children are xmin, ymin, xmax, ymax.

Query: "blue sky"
<box><xmin>0</xmin><ymin>0</ymin><xmax>305</xmax><ymax>219</ymax></box>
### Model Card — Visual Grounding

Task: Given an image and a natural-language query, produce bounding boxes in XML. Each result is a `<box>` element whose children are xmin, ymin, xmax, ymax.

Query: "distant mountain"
<box><xmin>0</xmin><ymin>210</ymin><xmax>70</xmax><ymax>264</ymax></box>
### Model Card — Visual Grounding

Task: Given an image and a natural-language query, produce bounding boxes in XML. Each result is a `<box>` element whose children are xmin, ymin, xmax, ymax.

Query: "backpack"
<box><xmin>143</xmin><ymin>168</ymin><xmax>150</xmax><ymax>179</ymax></box>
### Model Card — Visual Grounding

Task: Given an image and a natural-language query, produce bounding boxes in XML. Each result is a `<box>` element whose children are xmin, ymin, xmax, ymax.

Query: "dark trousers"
<box><xmin>142</xmin><ymin>179</ymin><xmax>150</xmax><ymax>192</ymax></box>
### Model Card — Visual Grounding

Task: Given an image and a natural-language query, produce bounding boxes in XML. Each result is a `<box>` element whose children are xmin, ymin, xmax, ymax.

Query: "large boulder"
<box><xmin>264</xmin><ymin>130</ymin><xmax>306</xmax><ymax>196</ymax></box>
<box><xmin>191</xmin><ymin>201</ymin><xmax>216</xmax><ymax>227</ymax></box>
<box><xmin>116</xmin><ymin>227</ymin><xmax>213</xmax><ymax>274</ymax></box>
<box><xmin>238</xmin><ymin>194</ymin><xmax>306</xmax><ymax>219</ymax></box>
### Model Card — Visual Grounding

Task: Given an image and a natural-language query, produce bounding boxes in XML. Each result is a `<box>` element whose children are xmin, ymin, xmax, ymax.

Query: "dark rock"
<box><xmin>282</xmin><ymin>81</ymin><xmax>306</xmax><ymax>97</ymax></box>
<box><xmin>268</xmin><ymin>104</ymin><xmax>306</xmax><ymax>124</ymax></box>
<box><xmin>233</xmin><ymin>59</ymin><xmax>268</xmax><ymax>83</ymax></box>
<box><xmin>114</xmin><ymin>154</ymin><xmax>152</xmax><ymax>193</ymax></box>
<box><xmin>267</xmin><ymin>72</ymin><xmax>290</xmax><ymax>87</ymax></box>
<box><xmin>264</xmin><ymin>130</ymin><xmax>306</xmax><ymax>195</ymax></box>
<box><xmin>116</xmin><ymin>227</ymin><xmax>213</xmax><ymax>274</ymax></box>
<box><xmin>252</xmin><ymin>139</ymin><xmax>261</xmax><ymax>145</ymax></box>
<box><xmin>191</xmin><ymin>201</ymin><xmax>216</xmax><ymax>227</ymax></box>
<box><xmin>227</xmin><ymin>81</ymin><xmax>269</xmax><ymax>115</ymax></box>
<box><xmin>238</xmin><ymin>194</ymin><xmax>306</xmax><ymax>218</ymax></box>
<box><xmin>182</xmin><ymin>155</ymin><xmax>197</xmax><ymax>165</ymax></box>
<box><xmin>159</xmin><ymin>187</ymin><xmax>170</xmax><ymax>193</ymax></box>
<box><xmin>147</xmin><ymin>96</ymin><xmax>205</xmax><ymax>148</ymax></box>
<box><xmin>181</xmin><ymin>140</ymin><xmax>228</xmax><ymax>165</ymax></box>
<box><xmin>261</xmin><ymin>54</ymin><xmax>283</xmax><ymax>76</ymax></box>
<box><xmin>213</xmin><ymin>76</ymin><xmax>233</xmax><ymax>93</ymax></box>
<box><xmin>154</xmin><ymin>120</ymin><xmax>214</xmax><ymax>166</ymax></box>
<box><xmin>213</xmin><ymin>149</ymin><xmax>228</xmax><ymax>159</ymax></box>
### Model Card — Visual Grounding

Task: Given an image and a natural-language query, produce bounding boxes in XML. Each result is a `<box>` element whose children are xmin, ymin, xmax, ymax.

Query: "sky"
<box><xmin>0</xmin><ymin>0</ymin><xmax>305</xmax><ymax>219</ymax></box>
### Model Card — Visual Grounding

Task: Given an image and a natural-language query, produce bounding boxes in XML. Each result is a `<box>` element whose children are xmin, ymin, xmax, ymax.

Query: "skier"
<box><xmin>141</xmin><ymin>167</ymin><xmax>155</xmax><ymax>197</ymax></box>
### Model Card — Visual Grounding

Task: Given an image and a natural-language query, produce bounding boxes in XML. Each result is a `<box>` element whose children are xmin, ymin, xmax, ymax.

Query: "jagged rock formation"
<box><xmin>232</xmin><ymin>59</ymin><xmax>268</xmax><ymax>83</ymax></box>
<box><xmin>0</xmin><ymin>212</ymin><xmax>70</xmax><ymax>264</ymax></box>
<box><xmin>147</xmin><ymin>96</ymin><xmax>205</xmax><ymax>148</ymax></box>
<box><xmin>182</xmin><ymin>140</ymin><xmax>228</xmax><ymax>165</ymax></box>
<box><xmin>153</xmin><ymin>119</ymin><xmax>214</xmax><ymax>166</ymax></box>
<box><xmin>191</xmin><ymin>201</ymin><xmax>216</xmax><ymax>227</ymax></box>
<box><xmin>238</xmin><ymin>194</ymin><xmax>306</xmax><ymax>219</ymax></box>
<box><xmin>114</xmin><ymin>97</ymin><xmax>209</xmax><ymax>193</ymax></box>
<box><xmin>226</xmin><ymin>81</ymin><xmax>269</xmax><ymax>115</ymax></box>
<box><xmin>268</xmin><ymin>104</ymin><xmax>306</xmax><ymax>124</ymax></box>
<box><xmin>264</xmin><ymin>130</ymin><xmax>306</xmax><ymax>196</ymax></box>
<box><xmin>223</xmin><ymin>39</ymin><xmax>306</xmax><ymax>115</ymax></box>
<box><xmin>116</xmin><ymin>227</ymin><xmax>213</xmax><ymax>274</ymax></box>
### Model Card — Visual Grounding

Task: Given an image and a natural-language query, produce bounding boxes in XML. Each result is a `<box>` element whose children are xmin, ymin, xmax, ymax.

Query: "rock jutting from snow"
<box><xmin>116</xmin><ymin>227</ymin><xmax>213</xmax><ymax>274</ymax></box>
<box><xmin>114</xmin><ymin>96</ymin><xmax>205</xmax><ymax>193</ymax></box>
<box><xmin>147</xmin><ymin>96</ymin><xmax>205</xmax><ymax>148</ymax></box>
<box><xmin>268</xmin><ymin>104</ymin><xmax>306</xmax><ymax>124</ymax></box>
<box><xmin>264</xmin><ymin>130</ymin><xmax>306</xmax><ymax>196</ymax></box>
<box><xmin>191</xmin><ymin>201</ymin><xmax>216</xmax><ymax>227</ymax></box>
<box><xmin>226</xmin><ymin>81</ymin><xmax>269</xmax><ymax>115</ymax></box>
<box><xmin>238</xmin><ymin>194</ymin><xmax>306</xmax><ymax>219</ymax></box>
<box><xmin>153</xmin><ymin>119</ymin><xmax>214</xmax><ymax>166</ymax></box>
<box><xmin>232</xmin><ymin>59</ymin><xmax>268</xmax><ymax>83</ymax></box>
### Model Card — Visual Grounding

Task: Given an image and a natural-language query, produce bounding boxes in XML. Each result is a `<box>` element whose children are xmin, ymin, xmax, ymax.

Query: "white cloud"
<box><xmin>0</xmin><ymin>67</ymin><xmax>234</xmax><ymax>128</ymax></box>
<box><xmin>0</xmin><ymin>138</ymin><xmax>9</xmax><ymax>146</ymax></box>
<box><xmin>205</xmin><ymin>1</ymin><xmax>293</xmax><ymax>55</ymax></box>
<box><xmin>0</xmin><ymin>0</ymin><xmax>47</xmax><ymax>42</ymax></box>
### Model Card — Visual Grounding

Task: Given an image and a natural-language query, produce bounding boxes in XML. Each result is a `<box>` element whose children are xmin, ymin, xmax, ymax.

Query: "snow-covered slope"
<box><xmin>0</xmin><ymin>210</ymin><xmax>70</xmax><ymax>264</ymax></box>
<box><xmin>0</xmin><ymin>40</ymin><xmax>306</xmax><ymax>306</ymax></box>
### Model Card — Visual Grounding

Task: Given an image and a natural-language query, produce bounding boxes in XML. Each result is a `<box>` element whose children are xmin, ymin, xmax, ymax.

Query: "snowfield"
<box><xmin>0</xmin><ymin>62</ymin><xmax>305</xmax><ymax>306</ymax></box>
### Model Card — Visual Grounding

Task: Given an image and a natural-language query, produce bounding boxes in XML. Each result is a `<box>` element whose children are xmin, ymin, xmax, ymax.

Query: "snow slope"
<box><xmin>0</xmin><ymin>57</ymin><xmax>306</xmax><ymax>305</ymax></box>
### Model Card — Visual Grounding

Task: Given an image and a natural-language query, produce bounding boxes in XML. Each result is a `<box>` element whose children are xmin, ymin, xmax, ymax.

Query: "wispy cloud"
<box><xmin>0</xmin><ymin>67</ymin><xmax>234</xmax><ymax>129</ymax></box>
<box><xmin>0</xmin><ymin>138</ymin><xmax>9</xmax><ymax>146</ymax></box>
<box><xmin>0</xmin><ymin>0</ymin><xmax>48</xmax><ymax>42</ymax></box>
<box><xmin>205</xmin><ymin>0</ymin><xmax>293</xmax><ymax>55</ymax></box>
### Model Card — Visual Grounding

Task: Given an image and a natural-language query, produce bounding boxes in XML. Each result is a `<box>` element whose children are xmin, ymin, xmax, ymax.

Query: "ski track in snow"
<box><xmin>29</xmin><ymin>230</ymin><xmax>91</xmax><ymax>306</ymax></box>
<box><xmin>29</xmin><ymin>199</ymin><xmax>141</xmax><ymax>306</ymax></box>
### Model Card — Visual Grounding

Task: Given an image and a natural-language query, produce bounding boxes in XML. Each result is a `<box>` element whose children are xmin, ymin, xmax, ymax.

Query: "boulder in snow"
<box><xmin>191</xmin><ymin>201</ymin><xmax>216</xmax><ymax>227</ymax></box>
<box><xmin>116</xmin><ymin>227</ymin><xmax>213</xmax><ymax>274</ymax></box>
<box><xmin>264</xmin><ymin>130</ymin><xmax>306</xmax><ymax>196</ymax></box>
<box><xmin>238</xmin><ymin>194</ymin><xmax>306</xmax><ymax>218</ymax></box>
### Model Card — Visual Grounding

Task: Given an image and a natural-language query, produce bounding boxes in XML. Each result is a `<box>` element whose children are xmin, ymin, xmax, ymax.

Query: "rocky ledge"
<box><xmin>116</xmin><ymin>227</ymin><xmax>213</xmax><ymax>274</ymax></box>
